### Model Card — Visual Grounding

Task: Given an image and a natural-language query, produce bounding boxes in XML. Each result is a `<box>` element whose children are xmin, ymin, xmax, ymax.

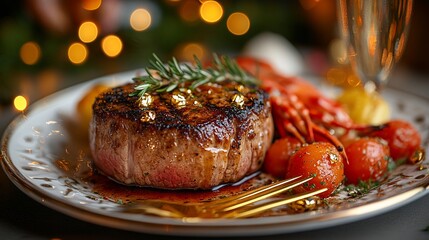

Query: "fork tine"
<box><xmin>208</xmin><ymin>176</ymin><xmax>301</xmax><ymax>207</ymax></box>
<box><xmin>123</xmin><ymin>176</ymin><xmax>325</xmax><ymax>219</ymax></box>
<box><xmin>224</xmin><ymin>187</ymin><xmax>327</xmax><ymax>219</ymax></box>
<box><xmin>132</xmin><ymin>205</ymin><xmax>184</xmax><ymax>218</ymax></box>
<box><xmin>215</xmin><ymin>176</ymin><xmax>314</xmax><ymax>212</ymax></box>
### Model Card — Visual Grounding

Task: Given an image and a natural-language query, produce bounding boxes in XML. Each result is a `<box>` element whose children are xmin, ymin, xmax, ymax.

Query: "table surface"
<box><xmin>1</xmin><ymin>70</ymin><xmax>429</xmax><ymax>240</ymax></box>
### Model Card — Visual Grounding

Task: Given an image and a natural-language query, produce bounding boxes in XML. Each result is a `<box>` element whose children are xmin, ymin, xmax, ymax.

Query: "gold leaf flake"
<box><xmin>235</xmin><ymin>84</ymin><xmax>245</xmax><ymax>92</ymax></box>
<box><xmin>171</xmin><ymin>93</ymin><xmax>187</xmax><ymax>107</ymax></box>
<box><xmin>288</xmin><ymin>197</ymin><xmax>322</xmax><ymax>213</ymax></box>
<box><xmin>232</xmin><ymin>93</ymin><xmax>245</xmax><ymax>108</ymax></box>
<box><xmin>140</xmin><ymin>110</ymin><xmax>156</xmax><ymax>122</ymax></box>
<box><xmin>329</xmin><ymin>153</ymin><xmax>339</xmax><ymax>163</ymax></box>
<box><xmin>139</xmin><ymin>93</ymin><xmax>153</xmax><ymax>108</ymax></box>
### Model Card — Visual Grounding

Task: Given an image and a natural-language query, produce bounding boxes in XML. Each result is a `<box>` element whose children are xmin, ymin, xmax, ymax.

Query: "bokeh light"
<box><xmin>38</xmin><ymin>70</ymin><xmax>60</xmax><ymax>96</ymax></box>
<box><xmin>20</xmin><ymin>41</ymin><xmax>41</xmax><ymax>65</ymax></box>
<box><xmin>200</xmin><ymin>1</ymin><xmax>223</xmax><ymax>23</ymax></box>
<box><xmin>78</xmin><ymin>21</ymin><xmax>98</xmax><ymax>43</ymax></box>
<box><xmin>130</xmin><ymin>8</ymin><xmax>152</xmax><ymax>31</ymax></box>
<box><xmin>68</xmin><ymin>42</ymin><xmax>88</xmax><ymax>64</ymax></box>
<box><xmin>178</xmin><ymin>0</ymin><xmax>200</xmax><ymax>22</ymax></box>
<box><xmin>227</xmin><ymin>12</ymin><xmax>250</xmax><ymax>35</ymax></box>
<box><xmin>101</xmin><ymin>35</ymin><xmax>123</xmax><ymax>57</ymax></box>
<box><xmin>82</xmin><ymin>0</ymin><xmax>102</xmax><ymax>11</ymax></box>
<box><xmin>326</xmin><ymin>67</ymin><xmax>362</xmax><ymax>88</ymax></box>
<box><xmin>326</xmin><ymin>67</ymin><xmax>347</xmax><ymax>86</ymax></box>
<box><xmin>176</xmin><ymin>42</ymin><xmax>207</xmax><ymax>62</ymax></box>
<box><xmin>14</xmin><ymin>95</ymin><xmax>28</xmax><ymax>111</ymax></box>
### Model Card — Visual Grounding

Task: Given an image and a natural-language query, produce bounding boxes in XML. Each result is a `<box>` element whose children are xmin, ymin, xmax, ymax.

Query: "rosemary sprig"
<box><xmin>130</xmin><ymin>53</ymin><xmax>258</xmax><ymax>97</ymax></box>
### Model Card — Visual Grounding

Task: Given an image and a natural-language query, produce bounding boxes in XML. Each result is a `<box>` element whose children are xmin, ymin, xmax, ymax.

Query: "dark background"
<box><xmin>1</xmin><ymin>0</ymin><xmax>428</xmax><ymax>105</ymax></box>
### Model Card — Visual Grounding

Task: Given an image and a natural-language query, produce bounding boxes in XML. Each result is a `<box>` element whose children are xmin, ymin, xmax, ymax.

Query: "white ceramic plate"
<box><xmin>2</xmin><ymin>70</ymin><xmax>429</xmax><ymax>237</ymax></box>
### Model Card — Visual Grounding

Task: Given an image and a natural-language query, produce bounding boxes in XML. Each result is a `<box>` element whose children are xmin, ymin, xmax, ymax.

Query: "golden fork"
<box><xmin>123</xmin><ymin>176</ymin><xmax>327</xmax><ymax>219</ymax></box>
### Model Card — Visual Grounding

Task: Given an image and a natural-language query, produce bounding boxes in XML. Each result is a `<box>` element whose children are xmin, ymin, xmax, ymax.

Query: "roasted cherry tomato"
<box><xmin>344</xmin><ymin>137</ymin><xmax>390</xmax><ymax>184</ymax></box>
<box><xmin>369</xmin><ymin>120</ymin><xmax>421</xmax><ymax>162</ymax></box>
<box><xmin>285</xmin><ymin>142</ymin><xmax>344</xmax><ymax>198</ymax></box>
<box><xmin>263</xmin><ymin>137</ymin><xmax>302</xmax><ymax>178</ymax></box>
<box><xmin>338</xmin><ymin>131</ymin><xmax>359</xmax><ymax>149</ymax></box>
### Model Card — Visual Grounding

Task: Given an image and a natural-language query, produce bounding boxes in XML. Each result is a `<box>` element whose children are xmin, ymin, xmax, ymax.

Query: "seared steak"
<box><xmin>90</xmin><ymin>81</ymin><xmax>273</xmax><ymax>189</ymax></box>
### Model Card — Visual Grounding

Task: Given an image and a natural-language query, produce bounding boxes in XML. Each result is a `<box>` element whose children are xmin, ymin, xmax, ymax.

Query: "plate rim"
<box><xmin>2</xmin><ymin>152</ymin><xmax>428</xmax><ymax>236</ymax></box>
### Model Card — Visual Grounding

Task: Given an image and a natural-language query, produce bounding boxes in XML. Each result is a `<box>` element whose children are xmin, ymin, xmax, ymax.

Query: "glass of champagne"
<box><xmin>337</xmin><ymin>0</ymin><xmax>413</xmax><ymax>92</ymax></box>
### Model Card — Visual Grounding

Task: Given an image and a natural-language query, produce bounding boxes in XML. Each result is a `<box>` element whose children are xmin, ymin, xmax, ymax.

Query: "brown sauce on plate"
<box><xmin>88</xmin><ymin>171</ymin><xmax>275</xmax><ymax>204</ymax></box>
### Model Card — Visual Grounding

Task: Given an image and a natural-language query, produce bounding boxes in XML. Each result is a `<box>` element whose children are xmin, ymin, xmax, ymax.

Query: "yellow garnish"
<box><xmin>76</xmin><ymin>83</ymin><xmax>110</xmax><ymax>130</ymax></box>
<box><xmin>337</xmin><ymin>87</ymin><xmax>390</xmax><ymax>125</ymax></box>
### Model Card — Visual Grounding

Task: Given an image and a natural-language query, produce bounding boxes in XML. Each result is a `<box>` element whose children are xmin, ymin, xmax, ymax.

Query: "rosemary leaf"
<box><xmin>130</xmin><ymin>53</ymin><xmax>258</xmax><ymax>99</ymax></box>
<box><xmin>166</xmin><ymin>83</ymin><xmax>178</xmax><ymax>92</ymax></box>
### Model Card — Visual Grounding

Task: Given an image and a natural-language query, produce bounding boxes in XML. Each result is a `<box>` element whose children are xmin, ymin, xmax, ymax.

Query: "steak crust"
<box><xmin>90</xmin><ymin>81</ymin><xmax>273</xmax><ymax>189</ymax></box>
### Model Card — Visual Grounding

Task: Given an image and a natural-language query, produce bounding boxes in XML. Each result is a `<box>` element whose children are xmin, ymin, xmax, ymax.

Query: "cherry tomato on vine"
<box><xmin>285</xmin><ymin>142</ymin><xmax>344</xmax><ymax>198</ymax></box>
<box><xmin>344</xmin><ymin>137</ymin><xmax>390</xmax><ymax>184</ymax></box>
<box><xmin>369</xmin><ymin>120</ymin><xmax>421</xmax><ymax>162</ymax></box>
<box><xmin>263</xmin><ymin>137</ymin><xmax>302</xmax><ymax>178</ymax></box>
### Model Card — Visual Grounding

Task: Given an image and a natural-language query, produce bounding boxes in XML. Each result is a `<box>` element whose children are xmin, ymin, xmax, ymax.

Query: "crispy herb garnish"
<box><xmin>130</xmin><ymin>53</ymin><xmax>258</xmax><ymax>98</ymax></box>
<box><xmin>343</xmin><ymin>180</ymin><xmax>380</xmax><ymax>197</ymax></box>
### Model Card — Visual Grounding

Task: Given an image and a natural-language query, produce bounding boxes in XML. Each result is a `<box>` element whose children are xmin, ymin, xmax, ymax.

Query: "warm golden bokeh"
<box><xmin>82</xmin><ymin>0</ymin><xmax>102</xmax><ymax>11</ymax></box>
<box><xmin>130</xmin><ymin>8</ymin><xmax>152</xmax><ymax>31</ymax></box>
<box><xmin>178</xmin><ymin>0</ymin><xmax>200</xmax><ymax>22</ymax></box>
<box><xmin>20</xmin><ymin>41</ymin><xmax>41</xmax><ymax>65</ymax></box>
<box><xmin>101</xmin><ymin>35</ymin><xmax>123</xmax><ymax>57</ymax></box>
<box><xmin>68</xmin><ymin>42</ymin><xmax>88</xmax><ymax>64</ymax></box>
<box><xmin>176</xmin><ymin>42</ymin><xmax>207</xmax><ymax>62</ymax></box>
<box><xmin>13</xmin><ymin>95</ymin><xmax>28</xmax><ymax>111</ymax></box>
<box><xmin>200</xmin><ymin>1</ymin><xmax>223</xmax><ymax>23</ymax></box>
<box><xmin>227</xmin><ymin>12</ymin><xmax>250</xmax><ymax>35</ymax></box>
<box><xmin>78</xmin><ymin>21</ymin><xmax>98</xmax><ymax>43</ymax></box>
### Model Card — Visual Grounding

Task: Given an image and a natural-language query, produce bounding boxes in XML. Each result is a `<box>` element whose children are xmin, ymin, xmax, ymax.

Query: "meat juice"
<box><xmin>88</xmin><ymin>171</ymin><xmax>273</xmax><ymax>204</ymax></box>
